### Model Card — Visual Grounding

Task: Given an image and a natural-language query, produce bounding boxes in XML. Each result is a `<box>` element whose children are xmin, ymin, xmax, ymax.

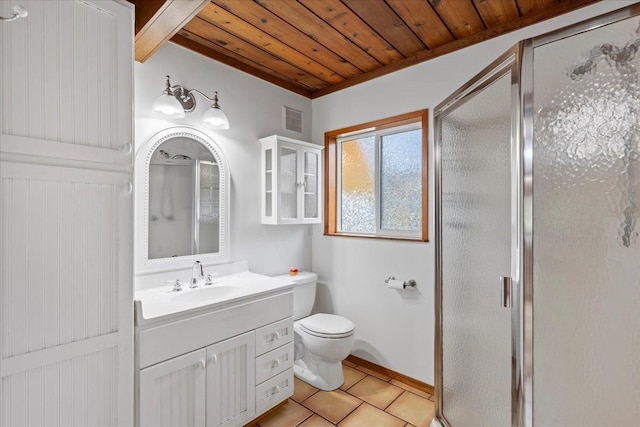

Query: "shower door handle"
<box><xmin>500</xmin><ymin>276</ymin><xmax>512</xmax><ymax>308</ymax></box>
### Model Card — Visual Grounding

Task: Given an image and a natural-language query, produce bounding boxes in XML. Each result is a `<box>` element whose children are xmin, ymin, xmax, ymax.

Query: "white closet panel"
<box><xmin>1</xmin><ymin>347</ymin><xmax>117</xmax><ymax>427</ymax></box>
<box><xmin>0</xmin><ymin>0</ymin><xmax>133</xmax><ymax>164</ymax></box>
<box><xmin>1</xmin><ymin>174</ymin><xmax>123</xmax><ymax>358</ymax></box>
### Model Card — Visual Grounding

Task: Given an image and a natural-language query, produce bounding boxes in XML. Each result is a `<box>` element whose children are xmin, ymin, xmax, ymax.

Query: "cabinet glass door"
<box><xmin>302</xmin><ymin>151</ymin><xmax>319</xmax><ymax>221</ymax></box>
<box><xmin>279</xmin><ymin>146</ymin><xmax>298</xmax><ymax>220</ymax></box>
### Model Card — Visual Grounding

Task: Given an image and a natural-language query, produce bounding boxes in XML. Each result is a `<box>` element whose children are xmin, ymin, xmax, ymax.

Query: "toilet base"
<box><xmin>293</xmin><ymin>356</ymin><xmax>344</xmax><ymax>391</ymax></box>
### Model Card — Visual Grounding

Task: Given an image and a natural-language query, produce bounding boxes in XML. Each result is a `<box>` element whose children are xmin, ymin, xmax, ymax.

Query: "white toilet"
<box><xmin>276</xmin><ymin>272</ymin><xmax>355</xmax><ymax>391</ymax></box>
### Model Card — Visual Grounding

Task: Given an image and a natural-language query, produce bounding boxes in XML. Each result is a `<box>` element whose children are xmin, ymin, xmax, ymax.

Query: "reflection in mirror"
<box><xmin>148</xmin><ymin>137</ymin><xmax>220</xmax><ymax>259</ymax></box>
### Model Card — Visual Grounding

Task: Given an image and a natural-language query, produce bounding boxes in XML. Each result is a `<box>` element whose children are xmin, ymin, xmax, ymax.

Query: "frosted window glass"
<box><xmin>340</xmin><ymin>136</ymin><xmax>375</xmax><ymax>233</ymax></box>
<box><xmin>380</xmin><ymin>129</ymin><xmax>422</xmax><ymax>231</ymax></box>
<box><xmin>533</xmin><ymin>16</ymin><xmax>640</xmax><ymax>426</ymax></box>
<box><xmin>440</xmin><ymin>72</ymin><xmax>512</xmax><ymax>426</ymax></box>
<box><xmin>280</xmin><ymin>147</ymin><xmax>297</xmax><ymax>219</ymax></box>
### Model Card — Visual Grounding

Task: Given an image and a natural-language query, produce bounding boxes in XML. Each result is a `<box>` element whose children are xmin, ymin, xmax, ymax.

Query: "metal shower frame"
<box><xmin>432</xmin><ymin>5</ymin><xmax>640</xmax><ymax>427</ymax></box>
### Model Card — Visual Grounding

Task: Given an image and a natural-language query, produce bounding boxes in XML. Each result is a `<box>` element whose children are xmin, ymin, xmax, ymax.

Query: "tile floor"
<box><xmin>246</xmin><ymin>360</ymin><xmax>435</xmax><ymax>427</ymax></box>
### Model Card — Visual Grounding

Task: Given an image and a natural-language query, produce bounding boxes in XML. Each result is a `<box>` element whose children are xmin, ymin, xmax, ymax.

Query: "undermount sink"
<box><xmin>171</xmin><ymin>285</ymin><xmax>244</xmax><ymax>304</ymax></box>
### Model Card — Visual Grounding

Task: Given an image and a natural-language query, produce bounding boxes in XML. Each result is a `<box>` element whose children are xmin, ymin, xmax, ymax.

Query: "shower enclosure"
<box><xmin>434</xmin><ymin>6</ymin><xmax>640</xmax><ymax>427</ymax></box>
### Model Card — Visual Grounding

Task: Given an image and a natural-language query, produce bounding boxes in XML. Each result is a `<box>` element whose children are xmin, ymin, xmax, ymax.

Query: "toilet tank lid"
<box><xmin>274</xmin><ymin>271</ymin><xmax>317</xmax><ymax>285</ymax></box>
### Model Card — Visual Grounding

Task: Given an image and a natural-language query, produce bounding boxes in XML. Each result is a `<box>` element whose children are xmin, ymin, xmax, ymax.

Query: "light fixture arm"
<box><xmin>1</xmin><ymin>4</ymin><xmax>28</xmax><ymax>22</ymax></box>
<box><xmin>169</xmin><ymin>86</ymin><xmax>222</xmax><ymax>112</ymax></box>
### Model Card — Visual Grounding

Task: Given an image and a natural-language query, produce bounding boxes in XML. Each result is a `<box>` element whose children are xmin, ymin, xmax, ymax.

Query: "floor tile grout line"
<box><xmin>383</xmin><ymin>389</ymin><xmax>406</xmax><ymax>411</ymax></box>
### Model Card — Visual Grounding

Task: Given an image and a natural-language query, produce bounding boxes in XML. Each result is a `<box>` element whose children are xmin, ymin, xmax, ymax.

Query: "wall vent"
<box><xmin>283</xmin><ymin>106</ymin><xmax>303</xmax><ymax>133</ymax></box>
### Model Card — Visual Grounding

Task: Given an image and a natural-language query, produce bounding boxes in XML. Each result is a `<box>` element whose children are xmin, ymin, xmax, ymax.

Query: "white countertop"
<box><xmin>135</xmin><ymin>271</ymin><xmax>295</xmax><ymax>325</ymax></box>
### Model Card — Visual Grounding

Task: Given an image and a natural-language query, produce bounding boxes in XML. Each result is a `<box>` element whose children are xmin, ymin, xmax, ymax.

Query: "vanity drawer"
<box><xmin>255</xmin><ymin>317</ymin><xmax>293</xmax><ymax>356</ymax></box>
<box><xmin>255</xmin><ymin>342</ymin><xmax>294</xmax><ymax>385</ymax></box>
<box><xmin>255</xmin><ymin>369</ymin><xmax>293</xmax><ymax>414</ymax></box>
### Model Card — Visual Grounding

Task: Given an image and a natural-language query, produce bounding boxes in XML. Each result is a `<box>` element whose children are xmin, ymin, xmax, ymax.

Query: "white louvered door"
<box><xmin>0</xmin><ymin>1</ymin><xmax>134</xmax><ymax>426</ymax></box>
<box><xmin>207</xmin><ymin>332</ymin><xmax>255</xmax><ymax>427</ymax></box>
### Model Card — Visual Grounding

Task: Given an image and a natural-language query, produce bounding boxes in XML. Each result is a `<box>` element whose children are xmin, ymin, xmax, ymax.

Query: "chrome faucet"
<box><xmin>191</xmin><ymin>260</ymin><xmax>204</xmax><ymax>288</ymax></box>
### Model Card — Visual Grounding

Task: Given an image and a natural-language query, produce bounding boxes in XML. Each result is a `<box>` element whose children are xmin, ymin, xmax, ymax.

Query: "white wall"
<box><xmin>134</xmin><ymin>42</ymin><xmax>313</xmax><ymax>281</ymax></box>
<box><xmin>310</xmin><ymin>1</ymin><xmax>633</xmax><ymax>385</ymax></box>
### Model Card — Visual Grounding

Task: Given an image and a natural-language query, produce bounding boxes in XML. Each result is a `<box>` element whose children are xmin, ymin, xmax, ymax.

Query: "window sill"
<box><xmin>323</xmin><ymin>231</ymin><xmax>429</xmax><ymax>243</ymax></box>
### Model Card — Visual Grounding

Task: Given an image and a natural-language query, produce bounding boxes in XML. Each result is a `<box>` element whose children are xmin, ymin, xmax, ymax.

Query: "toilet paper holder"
<box><xmin>385</xmin><ymin>276</ymin><xmax>417</xmax><ymax>289</ymax></box>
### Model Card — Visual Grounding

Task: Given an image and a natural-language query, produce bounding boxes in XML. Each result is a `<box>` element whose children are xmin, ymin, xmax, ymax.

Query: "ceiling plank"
<box><xmin>134</xmin><ymin>0</ymin><xmax>210</xmax><ymax>63</ymax></box>
<box><xmin>516</xmin><ymin>0</ymin><xmax>558</xmax><ymax>15</ymax></box>
<box><xmin>299</xmin><ymin>0</ymin><xmax>404</xmax><ymax>65</ymax></box>
<box><xmin>212</xmin><ymin>0</ymin><xmax>361</xmax><ymax>79</ymax></box>
<box><xmin>385</xmin><ymin>0</ymin><xmax>455</xmax><ymax>49</ymax></box>
<box><xmin>429</xmin><ymin>0</ymin><xmax>486</xmax><ymax>39</ymax></box>
<box><xmin>256</xmin><ymin>0</ymin><xmax>380</xmax><ymax>73</ymax></box>
<box><xmin>172</xmin><ymin>32</ymin><xmax>313</xmax><ymax>98</ymax></box>
<box><xmin>312</xmin><ymin>0</ymin><xmax>600</xmax><ymax>98</ymax></box>
<box><xmin>342</xmin><ymin>0</ymin><xmax>426</xmax><ymax>57</ymax></box>
<box><xmin>197</xmin><ymin>3</ymin><xmax>344</xmax><ymax>85</ymax></box>
<box><xmin>182</xmin><ymin>17</ymin><xmax>329</xmax><ymax>90</ymax></box>
<box><xmin>473</xmin><ymin>0</ymin><xmax>520</xmax><ymax>27</ymax></box>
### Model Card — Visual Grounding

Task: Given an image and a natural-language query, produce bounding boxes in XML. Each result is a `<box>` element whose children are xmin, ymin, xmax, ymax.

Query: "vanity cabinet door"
<box><xmin>139</xmin><ymin>349</ymin><xmax>207</xmax><ymax>427</ymax></box>
<box><xmin>206</xmin><ymin>331</ymin><xmax>256</xmax><ymax>427</ymax></box>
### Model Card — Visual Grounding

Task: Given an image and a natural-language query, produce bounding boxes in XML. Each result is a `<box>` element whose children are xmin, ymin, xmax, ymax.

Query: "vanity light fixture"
<box><xmin>1</xmin><ymin>4</ymin><xmax>28</xmax><ymax>22</ymax></box>
<box><xmin>152</xmin><ymin>75</ymin><xmax>230</xmax><ymax>130</ymax></box>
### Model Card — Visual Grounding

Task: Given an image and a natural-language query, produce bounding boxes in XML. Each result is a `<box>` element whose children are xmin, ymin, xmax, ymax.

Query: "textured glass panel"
<box><xmin>305</xmin><ymin>151</ymin><xmax>317</xmax><ymax>175</ymax></box>
<box><xmin>304</xmin><ymin>152</ymin><xmax>318</xmax><ymax>219</ymax></box>
<box><xmin>198</xmin><ymin>162</ymin><xmax>219</xmax><ymax>254</ymax></box>
<box><xmin>265</xmin><ymin>149</ymin><xmax>273</xmax><ymax>217</ymax></box>
<box><xmin>280</xmin><ymin>147</ymin><xmax>297</xmax><ymax>219</ymax></box>
<box><xmin>440</xmin><ymin>72</ymin><xmax>512</xmax><ymax>426</ymax></box>
<box><xmin>304</xmin><ymin>194</ymin><xmax>317</xmax><ymax>219</ymax></box>
<box><xmin>340</xmin><ymin>136</ymin><xmax>375</xmax><ymax>233</ymax></box>
<box><xmin>533</xmin><ymin>16</ymin><xmax>640</xmax><ymax>426</ymax></box>
<box><xmin>380</xmin><ymin>129</ymin><xmax>422</xmax><ymax>230</ymax></box>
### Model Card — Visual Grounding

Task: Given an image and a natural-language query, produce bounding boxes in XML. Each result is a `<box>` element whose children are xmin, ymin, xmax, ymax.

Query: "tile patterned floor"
<box><xmin>246</xmin><ymin>361</ymin><xmax>435</xmax><ymax>427</ymax></box>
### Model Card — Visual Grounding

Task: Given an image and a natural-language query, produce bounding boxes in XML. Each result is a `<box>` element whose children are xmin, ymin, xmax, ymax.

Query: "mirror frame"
<box><xmin>135</xmin><ymin>126</ymin><xmax>230</xmax><ymax>274</ymax></box>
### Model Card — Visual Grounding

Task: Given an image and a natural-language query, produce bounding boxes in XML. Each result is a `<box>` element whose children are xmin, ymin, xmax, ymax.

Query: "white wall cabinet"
<box><xmin>260</xmin><ymin>135</ymin><xmax>323</xmax><ymax>224</ymax></box>
<box><xmin>0</xmin><ymin>1</ymin><xmax>134</xmax><ymax>426</ymax></box>
<box><xmin>136</xmin><ymin>290</ymin><xmax>294</xmax><ymax>427</ymax></box>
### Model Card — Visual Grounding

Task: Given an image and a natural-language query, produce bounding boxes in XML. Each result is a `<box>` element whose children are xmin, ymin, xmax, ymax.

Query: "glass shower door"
<box><xmin>532</xmin><ymin>14</ymin><xmax>640</xmax><ymax>426</ymax></box>
<box><xmin>436</xmin><ymin>61</ymin><xmax>515</xmax><ymax>426</ymax></box>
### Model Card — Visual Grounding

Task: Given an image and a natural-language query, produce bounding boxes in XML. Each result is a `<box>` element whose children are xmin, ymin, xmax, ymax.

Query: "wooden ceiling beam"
<box><xmin>311</xmin><ymin>0</ymin><xmax>600</xmax><ymax>98</ymax></box>
<box><xmin>134</xmin><ymin>0</ymin><xmax>210</xmax><ymax>63</ymax></box>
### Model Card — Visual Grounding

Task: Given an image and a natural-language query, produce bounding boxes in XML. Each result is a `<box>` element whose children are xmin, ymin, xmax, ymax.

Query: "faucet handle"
<box><xmin>166</xmin><ymin>279</ymin><xmax>182</xmax><ymax>292</ymax></box>
<box><xmin>204</xmin><ymin>273</ymin><xmax>219</xmax><ymax>286</ymax></box>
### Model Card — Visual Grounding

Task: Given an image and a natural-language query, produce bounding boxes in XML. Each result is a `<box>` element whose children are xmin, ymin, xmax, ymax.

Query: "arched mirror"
<box><xmin>136</xmin><ymin>127</ymin><xmax>229</xmax><ymax>273</ymax></box>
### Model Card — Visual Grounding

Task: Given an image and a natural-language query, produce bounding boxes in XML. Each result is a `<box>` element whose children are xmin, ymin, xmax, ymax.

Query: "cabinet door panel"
<box><xmin>301</xmin><ymin>150</ymin><xmax>321</xmax><ymax>223</ymax></box>
<box><xmin>139</xmin><ymin>349</ymin><xmax>206</xmax><ymax>427</ymax></box>
<box><xmin>0</xmin><ymin>0</ymin><xmax>133</xmax><ymax>165</ymax></box>
<box><xmin>278</xmin><ymin>146</ymin><xmax>299</xmax><ymax>222</ymax></box>
<box><xmin>206</xmin><ymin>332</ymin><xmax>255</xmax><ymax>427</ymax></box>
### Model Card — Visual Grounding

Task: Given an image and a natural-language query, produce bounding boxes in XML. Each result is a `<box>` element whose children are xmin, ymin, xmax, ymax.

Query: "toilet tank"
<box><xmin>275</xmin><ymin>272</ymin><xmax>317</xmax><ymax>320</ymax></box>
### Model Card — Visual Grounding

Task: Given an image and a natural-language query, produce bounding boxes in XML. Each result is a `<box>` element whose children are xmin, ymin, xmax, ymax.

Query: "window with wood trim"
<box><xmin>324</xmin><ymin>110</ymin><xmax>428</xmax><ymax>241</ymax></box>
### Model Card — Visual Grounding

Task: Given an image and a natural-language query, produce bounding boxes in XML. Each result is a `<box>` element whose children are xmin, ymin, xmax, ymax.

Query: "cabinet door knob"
<box><xmin>209</xmin><ymin>354</ymin><xmax>218</xmax><ymax>365</ymax></box>
<box><xmin>198</xmin><ymin>359</ymin><xmax>206</xmax><ymax>369</ymax></box>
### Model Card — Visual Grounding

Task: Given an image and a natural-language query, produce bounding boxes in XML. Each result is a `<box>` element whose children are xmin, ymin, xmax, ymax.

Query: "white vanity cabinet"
<box><xmin>260</xmin><ymin>135</ymin><xmax>323</xmax><ymax>224</ymax></box>
<box><xmin>135</xmin><ymin>285</ymin><xmax>294</xmax><ymax>427</ymax></box>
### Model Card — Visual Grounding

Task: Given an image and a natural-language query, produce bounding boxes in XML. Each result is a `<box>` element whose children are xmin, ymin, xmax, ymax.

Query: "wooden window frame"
<box><xmin>324</xmin><ymin>110</ymin><xmax>428</xmax><ymax>242</ymax></box>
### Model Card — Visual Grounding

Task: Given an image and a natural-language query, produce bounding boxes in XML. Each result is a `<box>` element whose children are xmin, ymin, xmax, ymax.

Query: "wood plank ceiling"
<box><xmin>133</xmin><ymin>0</ymin><xmax>601</xmax><ymax>98</ymax></box>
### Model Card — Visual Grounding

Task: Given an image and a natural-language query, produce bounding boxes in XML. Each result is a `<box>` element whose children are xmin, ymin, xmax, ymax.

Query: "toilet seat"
<box><xmin>298</xmin><ymin>313</ymin><xmax>355</xmax><ymax>339</ymax></box>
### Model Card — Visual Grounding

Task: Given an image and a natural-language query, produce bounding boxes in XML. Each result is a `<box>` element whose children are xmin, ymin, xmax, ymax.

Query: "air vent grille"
<box><xmin>284</xmin><ymin>106</ymin><xmax>303</xmax><ymax>133</ymax></box>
